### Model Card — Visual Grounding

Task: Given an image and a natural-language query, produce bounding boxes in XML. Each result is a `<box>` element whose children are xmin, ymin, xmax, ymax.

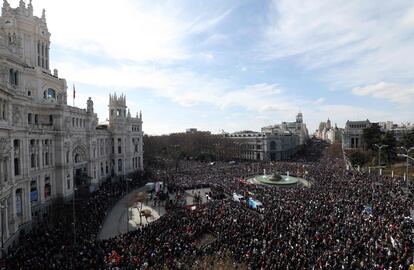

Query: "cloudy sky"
<box><xmin>11</xmin><ymin>0</ymin><xmax>414</xmax><ymax>134</ymax></box>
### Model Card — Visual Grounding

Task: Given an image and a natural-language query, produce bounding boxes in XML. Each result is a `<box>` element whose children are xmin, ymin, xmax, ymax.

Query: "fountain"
<box><xmin>247</xmin><ymin>170</ymin><xmax>300</xmax><ymax>186</ymax></box>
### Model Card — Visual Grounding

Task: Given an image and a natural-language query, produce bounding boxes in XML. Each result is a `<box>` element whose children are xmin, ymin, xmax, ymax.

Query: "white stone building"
<box><xmin>315</xmin><ymin>119</ymin><xmax>342</xmax><ymax>144</ymax></box>
<box><xmin>0</xmin><ymin>1</ymin><xmax>143</xmax><ymax>250</ymax></box>
<box><xmin>225</xmin><ymin>113</ymin><xmax>307</xmax><ymax>161</ymax></box>
<box><xmin>341</xmin><ymin>120</ymin><xmax>371</xmax><ymax>149</ymax></box>
<box><xmin>224</xmin><ymin>130</ymin><xmax>299</xmax><ymax>161</ymax></box>
<box><xmin>261</xmin><ymin>112</ymin><xmax>309</xmax><ymax>145</ymax></box>
<box><xmin>378</xmin><ymin>121</ymin><xmax>414</xmax><ymax>141</ymax></box>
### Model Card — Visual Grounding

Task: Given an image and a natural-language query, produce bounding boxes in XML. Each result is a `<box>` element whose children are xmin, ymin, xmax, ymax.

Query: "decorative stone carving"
<box><xmin>12</xmin><ymin>104</ymin><xmax>21</xmax><ymax>124</ymax></box>
<box><xmin>0</xmin><ymin>137</ymin><xmax>11</xmax><ymax>157</ymax></box>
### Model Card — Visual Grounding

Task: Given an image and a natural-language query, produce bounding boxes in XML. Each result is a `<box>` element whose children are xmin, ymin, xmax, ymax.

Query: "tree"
<box><xmin>327</xmin><ymin>143</ymin><xmax>342</xmax><ymax>159</ymax></box>
<box><xmin>381</xmin><ymin>131</ymin><xmax>397</xmax><ymax>163</ymax></box>
<box><xmin>348</xmin><ymin>150</ymin><xmax>369</xmax><ymax>166</ymax></box>
<box><xmin>402</xmin><ymin>129</ymin><xmax>414</xmax><ymax>148</ymax></box>
<box><xmin>362</xmin><ymin>123</ymin><xmax>383</xmax><ymax>150</ymax></box>
<box><xmin>144</xmin><ymin>132</ymin><xmax>240</xmax><ymax>166</ymax></box>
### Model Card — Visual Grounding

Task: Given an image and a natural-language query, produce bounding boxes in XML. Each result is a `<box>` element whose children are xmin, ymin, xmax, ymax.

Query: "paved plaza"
<box><xmin>98</xmin><ymin>187</ymin><xmax>212</xmax><ymax>240</ymax></box>
<box><xmin>98</xmin><ymin>186</ymin><xmax>166</xmax><ymax>240</ymax></box>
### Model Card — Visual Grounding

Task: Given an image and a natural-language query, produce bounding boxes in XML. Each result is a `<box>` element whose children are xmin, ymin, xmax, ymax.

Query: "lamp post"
<box><xmin>398</xmin><ymin>150</ymin><xmax>414</xmax><ymax>185</ymax></box>
<box><xmin>72</xmin><ymin>187</ymin><xmax>77</xmax><ymax>270</ymax></box>
<box><xmin>0</xmin><ymin>203</ymin><xmax>5</xmax><ymax>260</ymax></box>
<box><xmin>374</xmin><ymin>144</ymin><xmax>388</xmax><ymax>173</ymax></box>
<box><xmin>126</xmin><ymin>178</ymin><xmax>132</xmax><ymax>232</ymax></box>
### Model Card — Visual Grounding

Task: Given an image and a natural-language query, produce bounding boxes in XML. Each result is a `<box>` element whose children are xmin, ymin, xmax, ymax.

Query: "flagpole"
<box><xmin>73</xmin><ymin>84</ymin><xmax>75</xmax><ymax>107</ymax></box>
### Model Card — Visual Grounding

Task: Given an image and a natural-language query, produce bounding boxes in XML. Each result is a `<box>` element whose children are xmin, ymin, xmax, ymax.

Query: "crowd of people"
<box><xmin>5</xmin><ymin>140</ymin><xmax>414</xmax><ymax>269</ymax></box>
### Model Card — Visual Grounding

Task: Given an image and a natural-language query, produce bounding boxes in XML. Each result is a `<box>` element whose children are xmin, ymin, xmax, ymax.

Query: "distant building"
<box><xmin>224</xmin><ymin>130</ymin><xmax>298</xmax><ymax>161</ymax></box>
<box><xmin>261</xmin><ymin>112</ymin><xmax>309</xmax><ymax>145</ymax></box>
<box><xmin>315</xmin><ymin>119</ymin><xmax>342</xmax><ymax>144</ymax></box>
<box><xmin>224</xmin><ymin>113</ymin><xmax>307</xmax><ymax>161</ymax></box>
<box><xmin>378</xmin><ymin>121</ymin><xmax>414</xmax><ymax>141</ymax></box>
<box><xmin>185</xmin><ymin>128</ymin><xmax>211</xmax><ymax>135</ymax></box>
<box><xmin>342</xmin><ymin>120</ymin><xmax>371</xmax><ymax>149</ymax></box>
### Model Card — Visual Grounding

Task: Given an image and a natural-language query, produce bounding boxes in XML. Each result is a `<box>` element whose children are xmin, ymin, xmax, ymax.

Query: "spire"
<box><xmin>139</xmin><ymin>110</ymin><xmax>142</xmax><ymax>119</ymax></box>
<box><xmin>28</xmin><ymin>0</ymin><xmax>33</xmax><ymax>14</ymax></box>
<box><xmin>127</xmin><ymin>109</ymin><xmax>131</xmax><ymax>118</ymax></box>
<box><xmin>42</xmin><ymin>8</ymin><xmax>46</xmax><ymax>22</ymax></box>
<box><xmin>3</xmin><ymin>0</ymin><xmax>10</xmax><ymax>9</ymax></box>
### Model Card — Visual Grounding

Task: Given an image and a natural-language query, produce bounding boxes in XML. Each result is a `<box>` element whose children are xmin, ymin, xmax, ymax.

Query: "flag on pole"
<box><xmin>73</xmin><ymin>84</ymin><xmax>76</xmax><ymax>99</ymax></box>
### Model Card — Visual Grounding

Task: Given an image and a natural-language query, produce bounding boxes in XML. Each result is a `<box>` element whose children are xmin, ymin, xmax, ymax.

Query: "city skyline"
<box><xmin>13</xmin><ymin>0</ymin><xmax>414</xmax><ymax>135</ymax></box>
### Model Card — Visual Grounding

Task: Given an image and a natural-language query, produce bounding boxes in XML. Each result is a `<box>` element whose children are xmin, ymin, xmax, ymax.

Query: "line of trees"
<box><xmin>144</xmin><ymin>132</ymin><xmax>239</xmax><ymax>170</ymax></box>
<box><xmin>348</xmin><ymin>124</ymin><xmax>414</xmax><ymax>166</ymax></box>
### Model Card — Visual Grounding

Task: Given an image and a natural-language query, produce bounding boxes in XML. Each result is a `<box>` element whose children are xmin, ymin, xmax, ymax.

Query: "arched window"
<box><xmin>9</xmin><ymin>69</ymin><xmax>18</xmax><ymax>85</ymax></box>
<box><xmin>47</xmin><ymin>88</ymin><xmax>56</xmax><ymax>99</ymax></box>
<box><xmin>37</xmin><ymin>41</ymin><xmax>41</xmax><ymax>66</ymax></box>
<box><xmin>44</xmin><ymin>176</ymin><xmax>51</xmax><ymax>199</ymax></box>
<box><xmin>31</xmin><ymin>153</ymin><xmax>35</xmax><ymax>168</ymax></box>
<box><xmin>14</xmin><ymin>158</ymin><xmax>20</xmax><ymax>176</ymax></box>
<box><xmin>118</xmin><ymin>159</ymin><xmax>122</xmax><ymax>172</ymax></box>
<box><xmin>14</xmin><ymin>70</ymin><xmax>18</xmax><ymax>85</ymax></box>
<box><xmin>16</xmin><ymin>189</ymin><xmax>22</xmax><ymax>217</ymax></box>
<box><xmin>41</xmin><ymin>43</ymin><xmax>45</xmax><ymax>68</ymax></box>
<box><xmin>270</xmin><ymin>141</ymin><xmax>276</xmax><ymax>150</ymax></box>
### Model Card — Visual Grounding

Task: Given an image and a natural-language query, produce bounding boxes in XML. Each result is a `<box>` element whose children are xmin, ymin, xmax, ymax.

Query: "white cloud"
<box><xmin>352</xmin><ymin>82</ymin><xmax>414</xmax><ymax>105</ymax></box>
<box><xmin>187</xmin><ymin>8</ymin><xmax>232</xmax><ymax>34</ymax></box>
<box><xmin>9</xmin><ymin>0</ymin><xmax>231</xmax><ymax>63</ymax></box>
<box><xmin>262</xmin><ymin>0</ymin><xmax>414</xmax><ymax>88</ymax></box>
<box><xmin>56</xmin><ymin>58</ymin><xmax>300</xmax><ymax>115</ymax></box>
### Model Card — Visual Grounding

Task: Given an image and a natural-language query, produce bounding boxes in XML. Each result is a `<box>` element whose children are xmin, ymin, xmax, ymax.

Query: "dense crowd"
<box><xmin>5</xmin><ymin>141</ymin><xmax>414</xmax><ymax>269</ymax></box>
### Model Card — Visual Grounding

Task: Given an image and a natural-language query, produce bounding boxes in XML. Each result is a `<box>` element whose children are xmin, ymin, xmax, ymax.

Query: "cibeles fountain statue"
<box><xmin>252</xmin><ymin>169</ymin><xmax>299</xmax><ymax>186</ymax></box>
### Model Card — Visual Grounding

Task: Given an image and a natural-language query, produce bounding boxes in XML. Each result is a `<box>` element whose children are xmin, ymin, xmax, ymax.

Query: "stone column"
<box><xmin>9</xmin><ymin>139</ymin><xmax>14</xmax><ymax>182</ymax></box>
<box><xmin>39</xmin><ymin>140</ymin><xmax>43</xmax><ymax>169</ymax></box>
<box><xmin>26</xmin><ymin>182</ymin><xmax>32</xmax><ymax>223</ymax></box>
<box><xmin>39</xmin><ymin>175</ymin><xmax>44</xmax><ymax>204</ymax></box>
<box><xmin>0</xmin><ymin>158</ymin><xmax>3</xmax><ymax>184</ymax></box>
<box><xmin>5</xmin><ymin>199</ymin><xmax>9</xmax><ymax>239</ymax></box>
<box><xmin>9</xmin><ymin>189</ymin><xmax>16</xmax><ymax>234</ymax></box>
<box><xmin>22</xmin><ymin>139</ymin><xmax>27</xmax><ymax>178</ymax></box>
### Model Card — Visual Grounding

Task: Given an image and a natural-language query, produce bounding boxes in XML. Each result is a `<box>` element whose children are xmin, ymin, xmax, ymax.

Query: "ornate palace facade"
<box><xmin>0</xmin><ymin>1</ymin><xmax>143</xmax><ymax>249</ymax></box>
<box><xmin>225</xmin><ymin>113</ymin><xmax>308</xmax><ymax>161</ymax></box>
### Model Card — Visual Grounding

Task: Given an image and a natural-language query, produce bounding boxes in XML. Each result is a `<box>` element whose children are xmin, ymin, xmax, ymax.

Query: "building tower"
<box><xmin>296</xmin><ymin>112</ymin><xmax>303</xmax><ymax>123</ymax></box>
<box><xmin>108</xmin><ymin>93</ymin><xmax>127</xmax><ymax>125</ymax></box>
<box><xmin>86</xmin><ymin>97</ymin><xmax>94</xmax><ymax>114</ymax></box>
<box><xmin>326</xmin><ymin>118</ymin><xmax>332</xmax><ymax>129</ymax></box>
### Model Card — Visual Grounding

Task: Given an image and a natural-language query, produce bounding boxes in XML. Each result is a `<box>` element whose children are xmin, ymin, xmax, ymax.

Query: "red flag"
<box><xmin>73</xmin><ymin>84</ymin><xmax>76</xmax><ymax>99</ymax></box>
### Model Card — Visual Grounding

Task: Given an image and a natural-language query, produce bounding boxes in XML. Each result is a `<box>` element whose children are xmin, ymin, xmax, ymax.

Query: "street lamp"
<box><xmin>374</xmin><ymin>144</ymin><xmax>388</xmax><ymax>170</ymax></box>
<box><xmin>398</xmin><ymin>147</ymin><xmax>414</xmax><ymax>184</ymax></box>
<box><xmin>0</xmin><ymin>203</ymin><xmax>5</xmax><ymax>259</ymax></box>
<box><xmin>72</xmin><ymin>187</ymin><xmax>77</xmax><ymax>270</ymax></box>
<box><xmin>125</xmin><ymin>178</ymin><xmax>133</xmax><ymax>232</ymax></box>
